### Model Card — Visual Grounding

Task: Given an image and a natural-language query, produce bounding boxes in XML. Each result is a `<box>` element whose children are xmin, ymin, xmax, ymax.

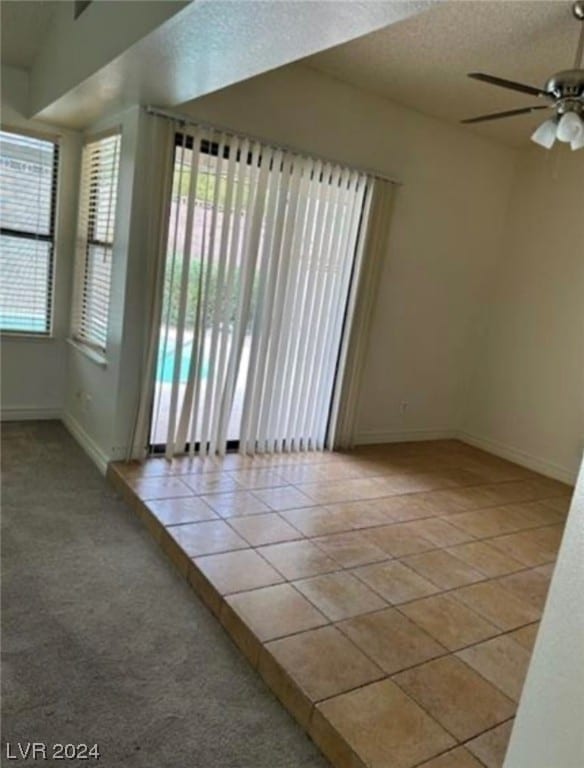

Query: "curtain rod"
<box><xmin>145</xmin><ymin>106</ymin><xmax>402</xmax><ymax>187</ymax></box>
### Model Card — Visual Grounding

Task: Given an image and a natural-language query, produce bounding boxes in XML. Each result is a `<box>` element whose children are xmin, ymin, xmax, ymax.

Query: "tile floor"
<box><xmin>108</xmin><ymin>440</ymin><xmax>572</xmax><ymax>768</ymax></box>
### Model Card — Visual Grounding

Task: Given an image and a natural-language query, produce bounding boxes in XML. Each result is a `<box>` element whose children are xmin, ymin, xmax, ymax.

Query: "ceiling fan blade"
<box><xmin>461</xmin><ymin>106</ymin><xmax>551</xmax><ymax>124</ymax></box>
<box><xmin>468</xmin><ymin>72</ymin><xmax>550</xmax><ymax>98</ymax></box>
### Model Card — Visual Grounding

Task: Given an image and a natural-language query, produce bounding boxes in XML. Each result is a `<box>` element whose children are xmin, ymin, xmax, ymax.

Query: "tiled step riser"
<box><xmin>107</xmin><ymin>462</ymin><xmax>371</xmax><ymax>767</ymax></box>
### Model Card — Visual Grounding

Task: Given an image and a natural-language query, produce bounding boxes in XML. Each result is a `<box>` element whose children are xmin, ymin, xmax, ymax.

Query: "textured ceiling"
<box><xmin>305</xmin><ymin>0</ymin><xmax>582</xmax><ymax>147</ymax></box>
<box><xmin>1</xmin><ymin>0</ymin><xmax>57</xmax><ymax>69</ymax></box>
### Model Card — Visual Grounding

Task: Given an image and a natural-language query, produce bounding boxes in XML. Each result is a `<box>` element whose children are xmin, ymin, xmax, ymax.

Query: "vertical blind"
<box><xmin>0</xmin><ymin>130</ymin><xmax>59</xmax><ymax>334</ymax></box>
<box><xmin>72</xmin><ymin>131</ymin><xmax>121</xmax><ymax>352</ymax></box>
<box><xmin>151</xmin><ymin>128</ymin><xmax>371</xmax><ymax>457</ymax></box>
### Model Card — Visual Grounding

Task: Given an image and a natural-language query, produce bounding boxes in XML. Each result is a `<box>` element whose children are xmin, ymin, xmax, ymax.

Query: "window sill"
<box><xmin>1</xmin><ymin>332</ymin><xmax>55</xmax><ymax>342</ymax></box>
<box><xmin>67</xmin><ymin>338</ymin><xmax>107</xmax><ymax>368</ymax></box>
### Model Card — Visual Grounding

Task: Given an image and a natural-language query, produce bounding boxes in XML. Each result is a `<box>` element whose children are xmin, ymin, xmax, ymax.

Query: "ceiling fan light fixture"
<box><xmin>531</xmin><ymin>117</ymin><xmax>558</xmax><ymax>148</ymax></box>
<box><xmin>463</xmin><ymin>2</ymin><xmax>584</xmax><ymax>148</ymax></box>
<box><xmin>556</xmin><ymin>110</ymin><xmax>584</xmax><ymax>143</ymax></box>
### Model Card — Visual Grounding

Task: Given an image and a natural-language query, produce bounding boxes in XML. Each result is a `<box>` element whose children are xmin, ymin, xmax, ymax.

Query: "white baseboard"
<box><xmin>459</xmin><ymin>431</ymin><xmax>578</xmax><ymax>486</ymax></box>
<box><xmin>1</xmin><ymin>406</ymin><xmax>62</xmax><ymax>422</ymax></box>
<box><xmin>62</xmin><ymin>411</ymin><xmax>109</xmax><ymax>475</ymax></box>
<box><xmin>355</xmin><ymin>428</ymin><xmax>458</xmax><ymax>445</ymax></box>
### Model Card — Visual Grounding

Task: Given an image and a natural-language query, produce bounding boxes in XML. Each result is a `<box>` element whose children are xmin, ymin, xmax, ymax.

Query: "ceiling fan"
<box><xmin>461</xmin><ymin>0</ymin><xmax>584</xmax><ymax>150</ymax></box>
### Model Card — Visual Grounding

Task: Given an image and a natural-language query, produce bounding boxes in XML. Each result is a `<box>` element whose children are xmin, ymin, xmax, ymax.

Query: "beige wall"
<box><xmin>464</xmin><ymin>146</ymin><xmax>584</xmax><ymax>482</ymax></box>
<box><xmin>63</xmin><ymin>106</ymin><xmax>152</xmax><ymax>470</ymax></box>
<box><xmin>179</xmin><ymin>63</ymin><xmax>517</xmax><ymax>447</ymax></box>
<box><xmin>0</xmin><ymin>66</ymin><xmax>81</xmax><ymax>419</ymax></box>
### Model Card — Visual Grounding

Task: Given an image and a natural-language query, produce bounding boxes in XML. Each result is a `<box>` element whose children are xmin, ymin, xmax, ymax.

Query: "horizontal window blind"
<box><xmin>72</xmin><ymin>132</ymin><xmax>121</xmax><ymax>352</ymax></box>
<box><xmin>0</xmin><ymin>130</ymin><xmax>59</xmax><ymax>334</ymax></box>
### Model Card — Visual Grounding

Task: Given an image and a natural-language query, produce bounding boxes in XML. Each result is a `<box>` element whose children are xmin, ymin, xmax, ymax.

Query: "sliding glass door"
<box><xmin>149</xmin><ymin>129</ymin><xmax>370</xmax><ymax>457</ymax></box>
<box><xmin>150</xmin><ymin>134</ymin><xmax>251</xmax><ymax>449</ymax></box>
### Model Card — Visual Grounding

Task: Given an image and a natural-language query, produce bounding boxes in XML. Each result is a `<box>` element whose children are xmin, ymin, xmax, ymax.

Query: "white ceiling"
<box><xmin>305</xmin><ymin>0</ymin><xmax>582</xmax><ymax>147</ymax></box>
<box><xmin>30</xmin><ymin>1</ymin><xmax>433</xmax><ymax>127</ymax></box>
<box><xmin>1</xmin><ymin>0</ymin><xmax>57</xmax><ymax>69</ymax></box>
<box><xmin>2</xmin><ymin>0</ymin><xmax>580</xmax><ymax>145</ymax></box>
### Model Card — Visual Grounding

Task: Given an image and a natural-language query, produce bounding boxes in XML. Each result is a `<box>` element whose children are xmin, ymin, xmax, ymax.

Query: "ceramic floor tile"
<box><xmin>253</xmin><ymin>485</ymin><xmax>316</xmax><ymax>511</ymax></box>
<box><xmin>354</xmin><ymin>561</ymin><xmax>440</xmax><ymax>605</ymax></box>
<box><xmin>417</xmin><ymin>747</ymin><xmax>484</xmax><ymax>768</ymax></box>
<box><xmin>457</xmin><ymin>635</ymin><xmax>531</xmax><ymax>702</ymax></box>
<box><xmin>226</xmin><ymin>468</ymin><xmax>287</xmax><ymax>489</ymax></box>
<box><xmin>280</xmin><ymin>506</ymin><xmax>353</xmax><ymax>537</ymax></box>
<box><xmin>338</xmin><ymin>607</ymin><xmax>446</xmax><ymax>674</ymax></box>
<box><xmin>361</xmin><ymin>524</ymin><xmax>435</xmax><ymax>557</ymax></box>
<box><xmin>313</xmin><ymin>531</ymin><xmax>389</xmax><ymax>568</ymax></box>
<box><xmin>466</xmin><ymin>720</ymin><xmax>514</xmax><ymax>768</ymax></box>
<box><xmin>405</xmin><ymin>518</ymin><xmax>474</xmax><ymax>547</ymax></box>
<box><xmin>480</xmin><ymin>481</ymin><xmax>549</xmax><ymax>506</ymax></box>
<box><xmin>296</xmin><ymin>477</ymin><xmax>389</xmax><ymax>505</ymax></box>
<box><xmin>394</xmin><ymin>656</ymin><xmax>515</xmax><ymax>741</ymax></box>
<box><xmin>540</xmin><ymin>495</ymin><xmax>572</xmax><ymax>515</ymax></box>
<box><xmin>400</xmin><ymin>593</ymin><xmax>499</xmax><ymax>651</ymax></box>
<box><xmin>418</xmin><ymin>487</ymin><xmax>485</xmax><ymax>516</ymax></box>
<box><xmin>507</xmin><ymin>622</ymin><xmax>539</xmax><ymax>651</ymax></box>
<box><xmin>261</xmin><ymin>625</ymin><xmax>383</xmax><ymax>712</ymax></box>
<box><xmin>181</xmin><ymin>472</ymin><xmax>241</xmax><ymax>495</ymax></box>
<box><xmin>362</xmin><ymin>494</ymin><xmax>432</xmax><ymax>523</ymax></box>
<box><xmin>527</xmin><ymin>476</ymin><xmax>572</xmax><ymax>499</ymax></box>
<box><xmin>114</xmin><ymin>459</ymin><xmax>168</xmax><ymax>480</ymax></box>
<box><xmin>514</xmin><ymin>500</ymin><xmax>567</xmax><ymax>527</ymax></box>
<box><xmin>278</xmin><ymin>463</ymin><xmax>375</xmax><ymax>484</ymax></box>
<box><xmin>328</xmin><ymin>500</ymin><xmax>389</xmax><ymax>530</ymax></box>
<box><xmin>225</xmin><ymin>583</ymin><xmax>327</xmax><ymax>642</ymax></box>
<box><xmin>201</xmin><ymin>491</ymin><xmax>271</xmax><ymax>518</ymax></box>
<box><xmin>258</xmin><ymin>540</ymin><xmax>339</xmax><ymax>580</ymax></box>
<box><xmin>294</xmin><ymin>571</ymin><xmax>387</xmax><ymax>621</ymax></box>
<box><xmin>488</xmin><ymin>527</ymin><xmax>561</xmax><ymax>567</ymax></box>
<box><xmin>311</xmin><ymin>679</ymin><xmax>455</xmax><ymax>768</ymax></box>
<box><xmin>227</xmin><ymin>513</ymin><xmax>302</xmax><ymax>546</ymax></box>
<box><xmin>531</xmin><ymin>523</ymin><xmax>564</xmax><ymax>552</ymax></box>
<box><xmin>446</xmin><ymin>541</ymin><xmax>524</xmax><ymax>578</ymax></box>
<box><xmin>402</xmin><ymin>550</ymin><xmax>484</xmax><ymax>590</ymax></box>
<box><xmin>167</xmin><ymin>520</ymin><xmax>248</xmax><ymax>557</ymax></box>
<box><xmin>373</xmin><ymin>473</ymin><xmax>445</xmax><ymax>496</ymax></box>
<box><xmin>146</xmin><ymin>496</ymin><xmax>217</xmax><ymax>526</ymax></box>
<box><xmin>496</xmin><ymin>569</ymin><xmax>551</xmax><ymax>611</ymax></box>
<box><xmin>452</xmin><ymin>581</ymin><xmax>540</xmax><ymax>630</ymax></box>
<box><xmin>534</xmin><ymin>562</ymin><xmax>556</xmax><ymax>578</ymax></box>
<box><xmin>194</xmin><ymin>548</ymin><xmax>284</xmax><ymax>595</ymax></box>
<box><xmin>132</xmin><ymin>476</ymin><xmax>193</xmax><ymax>501</ymax></box>
<box><xmin>445</xmin><ymin>506</ymin><xmax>534</xmax><ymax>539</ymax></box>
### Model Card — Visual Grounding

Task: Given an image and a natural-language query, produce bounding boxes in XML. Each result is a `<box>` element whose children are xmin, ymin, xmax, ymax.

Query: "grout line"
<box><xmin>409</xmin><ymin>742</ymin><xmax>492</xmax><ymax>768</ymax></box>
<box><xmin>390</xmin><ymin>670</ymin><xmax>516</xmax><ymax>754</ymax></box>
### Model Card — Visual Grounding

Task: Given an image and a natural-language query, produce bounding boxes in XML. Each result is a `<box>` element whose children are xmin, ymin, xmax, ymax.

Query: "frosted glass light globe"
<box><xmin>556</xmin><ymin>112</ymin><xmax>584</xmax><ymax>144</ymax></box>
<box><xmin>531</xmin><ymin>118</ymin><xmax>557</xmax><ymax>149</ymax></box>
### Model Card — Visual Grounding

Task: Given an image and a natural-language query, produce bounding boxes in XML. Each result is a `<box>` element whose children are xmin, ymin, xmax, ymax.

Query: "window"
<box><xmin>72</xmin><ymin>131</ymin><xmax>121</xmax><ymax>353</ymax></box>
<box><xmin>0</xmin><ymin>130</ymin><xmax>59</xmax><ymax>334</ymax></box>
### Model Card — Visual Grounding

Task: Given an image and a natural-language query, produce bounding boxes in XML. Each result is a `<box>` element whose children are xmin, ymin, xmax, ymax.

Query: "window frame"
<box><xmin>71</xmin><ymin>127</ymin><xmax>121</xmax><ymax>357</ymax></box>
<box><xmin>0</xmin><ymin>127</ymin><xmax>60</xmax><ymax>337</ymax></box>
